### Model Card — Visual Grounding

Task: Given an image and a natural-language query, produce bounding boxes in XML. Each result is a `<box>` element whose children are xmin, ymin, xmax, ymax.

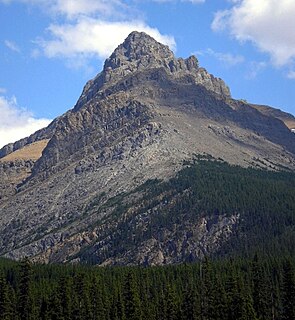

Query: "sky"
<box><xmin>1</xmin><ymin>0</ymin><xmax>295</xmax><ymax>148</ymax></box>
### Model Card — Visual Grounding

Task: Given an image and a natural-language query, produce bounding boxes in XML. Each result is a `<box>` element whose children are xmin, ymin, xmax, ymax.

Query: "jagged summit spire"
<box><xmin>122</xmin><ymin>31</ymin><xmax>168</xmax><ymax>49</ymax></box>
<box><xmin>103</xmin><ymin>31</ymin><xmax>175</xmax><ymax>71</ymax></box>
<box><xmin>100</xmin><ymin>31</ymin><xmax>230</xmax><ymax>97</ymax></box>
<box><xmin>76</xmin><ymin>31</ymin><xmax>231</xmax><ymax>110</ymax></box>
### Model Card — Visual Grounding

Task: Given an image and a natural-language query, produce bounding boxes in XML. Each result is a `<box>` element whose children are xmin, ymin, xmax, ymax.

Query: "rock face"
<box><xmin>0</xmin><ymin>160</ymin><xmax>34</xmax><ymax>203</ymax></box>
<box><xmin>0</xmin><ymin>31</ymin><xmax>295</xmax><ymax>265</ymax></box>
<box><xmin>75</xmin><ymin>31</ymin><xmax>230</xmax><ymax>111</ymax></box>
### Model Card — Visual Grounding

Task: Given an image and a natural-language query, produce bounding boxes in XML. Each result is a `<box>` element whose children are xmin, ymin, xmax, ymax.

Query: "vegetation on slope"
<box><xmin>78</xmin><ymin>157</ymin><xmax>295</xmax><ymax>264</ymax></box>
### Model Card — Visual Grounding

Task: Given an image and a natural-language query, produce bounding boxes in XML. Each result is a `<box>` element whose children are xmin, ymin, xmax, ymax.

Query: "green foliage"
<box><xmin>282</xmin><ymin>260</ymin><xmax>295</xmax><ymax>320</ymax></box>
<box><xmin>0</xmin><ymin>255</ymin><xmax>294</xmax><ymax>319</ymax></box>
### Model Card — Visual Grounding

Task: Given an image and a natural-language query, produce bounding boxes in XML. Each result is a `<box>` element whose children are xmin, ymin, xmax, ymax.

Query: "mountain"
<box><xmin>0</xmin><ymin>31</ymin><xmax>295</xmax><ymax>265</ymax></box>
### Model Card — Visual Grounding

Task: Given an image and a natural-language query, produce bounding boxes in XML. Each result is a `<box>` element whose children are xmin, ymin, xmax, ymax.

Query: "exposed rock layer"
<box><xmin>0</xmin><ymin>31</ymin><xmax>294</xmax><ymax>265</ymax></box>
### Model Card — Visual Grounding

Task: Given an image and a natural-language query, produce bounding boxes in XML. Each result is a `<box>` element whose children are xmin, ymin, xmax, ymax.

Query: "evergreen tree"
<box><xmin>39</xmin><ymin>298</ymin><xmax>50</xmax><ymax>320</ymax></box>
<box><xmin>200</xmin><ymin>257</ymin><xmax>215</xmax><ymax>320</ymax></box>
<box><xmin>59</xmin><ymin>276</ymin><xmax>72</xmax><ymax>320</ymax></box>
<box><xmin>47</xmin><ymin>288</ymin><xmax>63</xmax><ymax>320</ymax></box>
<box><xmin>123</xmin><ymin>271</ymin><xmax>142</xmax><ymax>320</ymax></box>
<box><xmin>251</xmin><ymin>254</ymin><xmax>271</xmax><ymax>320</ymax></box>
<box><xmin>282</xmin><ymin>260</ymin><xmax>295</xmax><ymax>320</ymax></box>
<box><xmin>165</xmin><ymin>283</ymin><xmax>179</xmax><ymax>320</ymax></box>
<box><xmin>0</xmin><ymin>273</ymin><xmax>13</xmax><ymax>320</ymax></box>
<box><xmin>18</xmin><ymin>258</ymin><xmax>34</xmax><ymax>320</ymax></box>
<box><xmin>226</xmin><ymin>269</ymin><xmax>242</xmax><ymax>320</ymax></box>
<box><xmin>90</xmin><ymin>276</ymin><xmax>107</xmax><ymax>320</ymax></box>
<box><xmin>240</xmin><ymin>291</ymin><xmax>258</xmax><ymax>320</ymax></box>
<box><xmin>72</xmin><ymin>273</ymin><xmax>92</xmax><ymax>320</ymax></box>
<box><xmin>110</xmin><ymin>290</ymin><xmax>125</xmax><ymax>320</ymax></box>
<box><xmin>180</xmin><ymin>284</ymin><xmax>199</xmax><ymax>320</ymax></box>
<box><xmin>211</xmin><ymin>276</ymin><xmax>227</xmax><ymax>320</ymax></box>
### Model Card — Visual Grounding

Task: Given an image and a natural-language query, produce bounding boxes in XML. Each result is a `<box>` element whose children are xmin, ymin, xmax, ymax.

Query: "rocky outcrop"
<box><xmin>0</xmin><ymin>159</ymin><xmax>34</xmax><ymax>203</ymax></box>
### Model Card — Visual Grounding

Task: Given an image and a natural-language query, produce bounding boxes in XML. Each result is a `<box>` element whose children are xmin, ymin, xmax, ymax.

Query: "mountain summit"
<box><xmin>0</xmin><ymin>31</ymin><xmax>295</xmax><ymax>265</ymax></box>
<box><xmin>75</xmin><ymin>31</ymin><xmax>230</xmax><ymax>111</ymax></box>
<box><xmin>104</xmin><ymin>31</ymin><xmax>176</xmax><ymax>71</ymax></box>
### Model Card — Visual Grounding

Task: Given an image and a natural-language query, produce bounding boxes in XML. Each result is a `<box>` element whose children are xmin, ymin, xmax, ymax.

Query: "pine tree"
<box><xmin>0</xmin><ymin>273</ymin><xmax>13</xmax><ymax>320</ymax></box>
<box><xmin>211</xmin><ymin>276</ymin><xmax>227</xmax><ymax>320</ymax></box>
<box><xmin>180</xmin><ymin>284</ymin><xmax>199</xmax><ymax>320</ymax></box>
<box><xmin>47</xmin><ymin>288</ymin><xmax>63</xmax><ymax>320</ymax></box>
<box><xmin>165</xmin><ymin>283</ymin><xmax>179</xmax><ymax>320</ymax></box>
<box><xmin>123</xmin><ymin>271</ymin><xmax>142</xmax><ymax>320</ymax></box>
<box><xmin>226</xmin><ymin>269</ymin><xmax>242</xmax><ymax>320</ymax></box>
<box><xmin>200</xmin><ymin>257</ymin><xmax>215</xmax><ymax>320</ymax></box>
<box><xmin>90</xmin><ymin>275</ymin><xmax>107</xmax><ymax>320</ymax></box>
<box><xmin>251</xmin><ymin>254</ymin><xmax>271</xmax><ymax>320</ymax></box>
<box><xmin>59</xmin><ymin>276</ymin><xmax>72</xmax><ymax>320</ymax></box>
<box><xmin>18</xmin><ymin>258</ymin><xmax>34</xmax><ymax>320</ymax></box>
<box><xmin>282</xmin><ymin>260</ymin><xmax>295</xmax><ymax>320</ymax></box>
<box><xmin>240</xmin><ymin>291</ymin><xmax>258</xmax><ymax>320</ymax></box>
<box><xmin>39</xmin><ymin>298</ymin><xmax>50</xmax><ymax>320</ymax></box>
<box><xmin>72</xmin><ymin>273</ymin><xmax>92</xmax><ymax>320</ymax></box>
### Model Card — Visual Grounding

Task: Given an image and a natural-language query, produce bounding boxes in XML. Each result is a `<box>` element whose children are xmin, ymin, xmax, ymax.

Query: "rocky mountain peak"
<box><xmin>75</xmin><ymin>31</ymin><xmax>231</xmax><ymax>110</ymax></box>
<box><xmin>103</xmin><ymin>31</ymin><xmax>175</xmax><ymax>71</ymax></box>
<box><xmin>102</xmin><ymin>31</ymin><xmax>202</xmax><ymax>77</ymax></box>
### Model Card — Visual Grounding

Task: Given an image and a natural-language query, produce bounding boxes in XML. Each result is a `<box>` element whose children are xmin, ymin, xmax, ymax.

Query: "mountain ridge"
<box><xmin>0</xmin><ymin>31</ymin><xmax>295</xmax><ymax>265</ymax></box>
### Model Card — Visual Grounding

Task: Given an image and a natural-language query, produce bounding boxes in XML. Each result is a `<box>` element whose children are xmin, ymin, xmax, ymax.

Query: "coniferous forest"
<box><xmin>0</xmin><ymin>255</ymin><xmax>295</xmax><ymax>319</ymax></box>
<box><xmin>1</xmin><ymin>158</ymin><xmax>295</xmax><ymax>319</ymax></box>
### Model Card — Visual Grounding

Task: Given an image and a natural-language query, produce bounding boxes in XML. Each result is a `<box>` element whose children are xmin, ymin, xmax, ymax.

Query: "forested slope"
<box><xmin>72</xmin><ymin>157</ymin><xmax>295</xmax><ymax>265</ymax></box>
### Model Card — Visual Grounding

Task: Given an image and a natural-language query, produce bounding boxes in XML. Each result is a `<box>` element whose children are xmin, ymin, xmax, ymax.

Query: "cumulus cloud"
<box><xmin>2</xmin><ymin>0</ymin><xmax>175</xmax><ymax>68</ymax></box>
<box><xmin>1</xmin><ymin>0</ymin><xmax>132</xmax><ymax>21</ymax></box>
<box><xmin>4</xmin><ymin>40</ymin><xmax>21</xmax><ymax>53</ymax></box>
<box><xmin>212</xmin><ymin>0</ymin><xmax>295</xmax><ymax>67</ymax></box>
<box><xmin>49</xmin><ymin>0</ymin><xmax>127</xmax><ymax>19</ymax></box>
<box><xmin>1</xmin><ymin>0</ymin><xmax>123</xmax><ymax>16</ymax></box>
<box><xmin>38</xmin><ymin>18</ymin><xmax>175</xmax><ymax>61</ymax></box>
<box><xmin>0</xmin><ymin>95</ymin><xmax>51</xmax><ymax>148</ymax></box>
<box><xmin>197</xmin><ymin>48</ymin><xmax>244</xmax><ymax>66</ymax></box>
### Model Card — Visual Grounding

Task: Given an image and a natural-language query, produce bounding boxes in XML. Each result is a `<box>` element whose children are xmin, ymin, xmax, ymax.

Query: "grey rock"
<box><xmin>0</xmin><ymin>31</ymin><xmax>294</xmax><ymax>265</ymax></box>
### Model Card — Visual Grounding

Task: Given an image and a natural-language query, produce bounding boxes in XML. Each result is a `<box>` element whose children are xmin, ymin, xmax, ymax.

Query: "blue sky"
<box><xmin>1</xmin><ymin>0</ymin><xmax>295</xmax><ymax>147</ymax></box>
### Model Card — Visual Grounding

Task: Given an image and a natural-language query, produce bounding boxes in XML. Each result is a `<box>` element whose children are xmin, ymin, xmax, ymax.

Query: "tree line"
<box><xmin>0</xmin><ymin>254</ymin><xmax>295</xmax><ymax>319</ymax></box>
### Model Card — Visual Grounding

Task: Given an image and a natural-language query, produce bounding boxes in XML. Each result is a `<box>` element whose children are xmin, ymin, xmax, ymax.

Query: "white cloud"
<box><xmin>197</xmin><ymin>48</ymin><xmax>244</xmax><ymax>66</ymax></box>
<box><xmin>50</xmin><ymin>0</ymin><xmax>126</xmax><ymax>19</ymax></box>
<box><xmin>0</xmin><ymin>95</ymin><xmax>51</xmax><ymax>148</ymax></box>
<box><xmin>287</xmin><ymin>70</ymin><xmax>295</xmax><ymax>79</ymax></box>
<box><xmin>246</xmin><ymin>61</ymin><xmax>267</xmax><ymax>79</ymax></box>
<box><xmin>4</xmin><ymin>40</ymin><xmax>21</xmax><ymax>53</ymax></box>
<box><xmin>212</xmin><ymin>0</ymin><xmax>295</xmax><ymax>67</ymax></box>
<box><xmin>2</xmin><ymin>0</ymin><xmax>175</xmax><ymax>69</ymax></box>
<box><xmin>0</xmin><ymin>88</ymin><xmax>7</xmax><ymax>94</ymax></box>
<box><xmin>1</xmin><ymin>0</ymin><xmax>130</xmax><ymax>19</ymax></box>
<box><xmin>38</xmin><ymin>18</ymin><xmax>176</xmax><ymax>60</ymax></box>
